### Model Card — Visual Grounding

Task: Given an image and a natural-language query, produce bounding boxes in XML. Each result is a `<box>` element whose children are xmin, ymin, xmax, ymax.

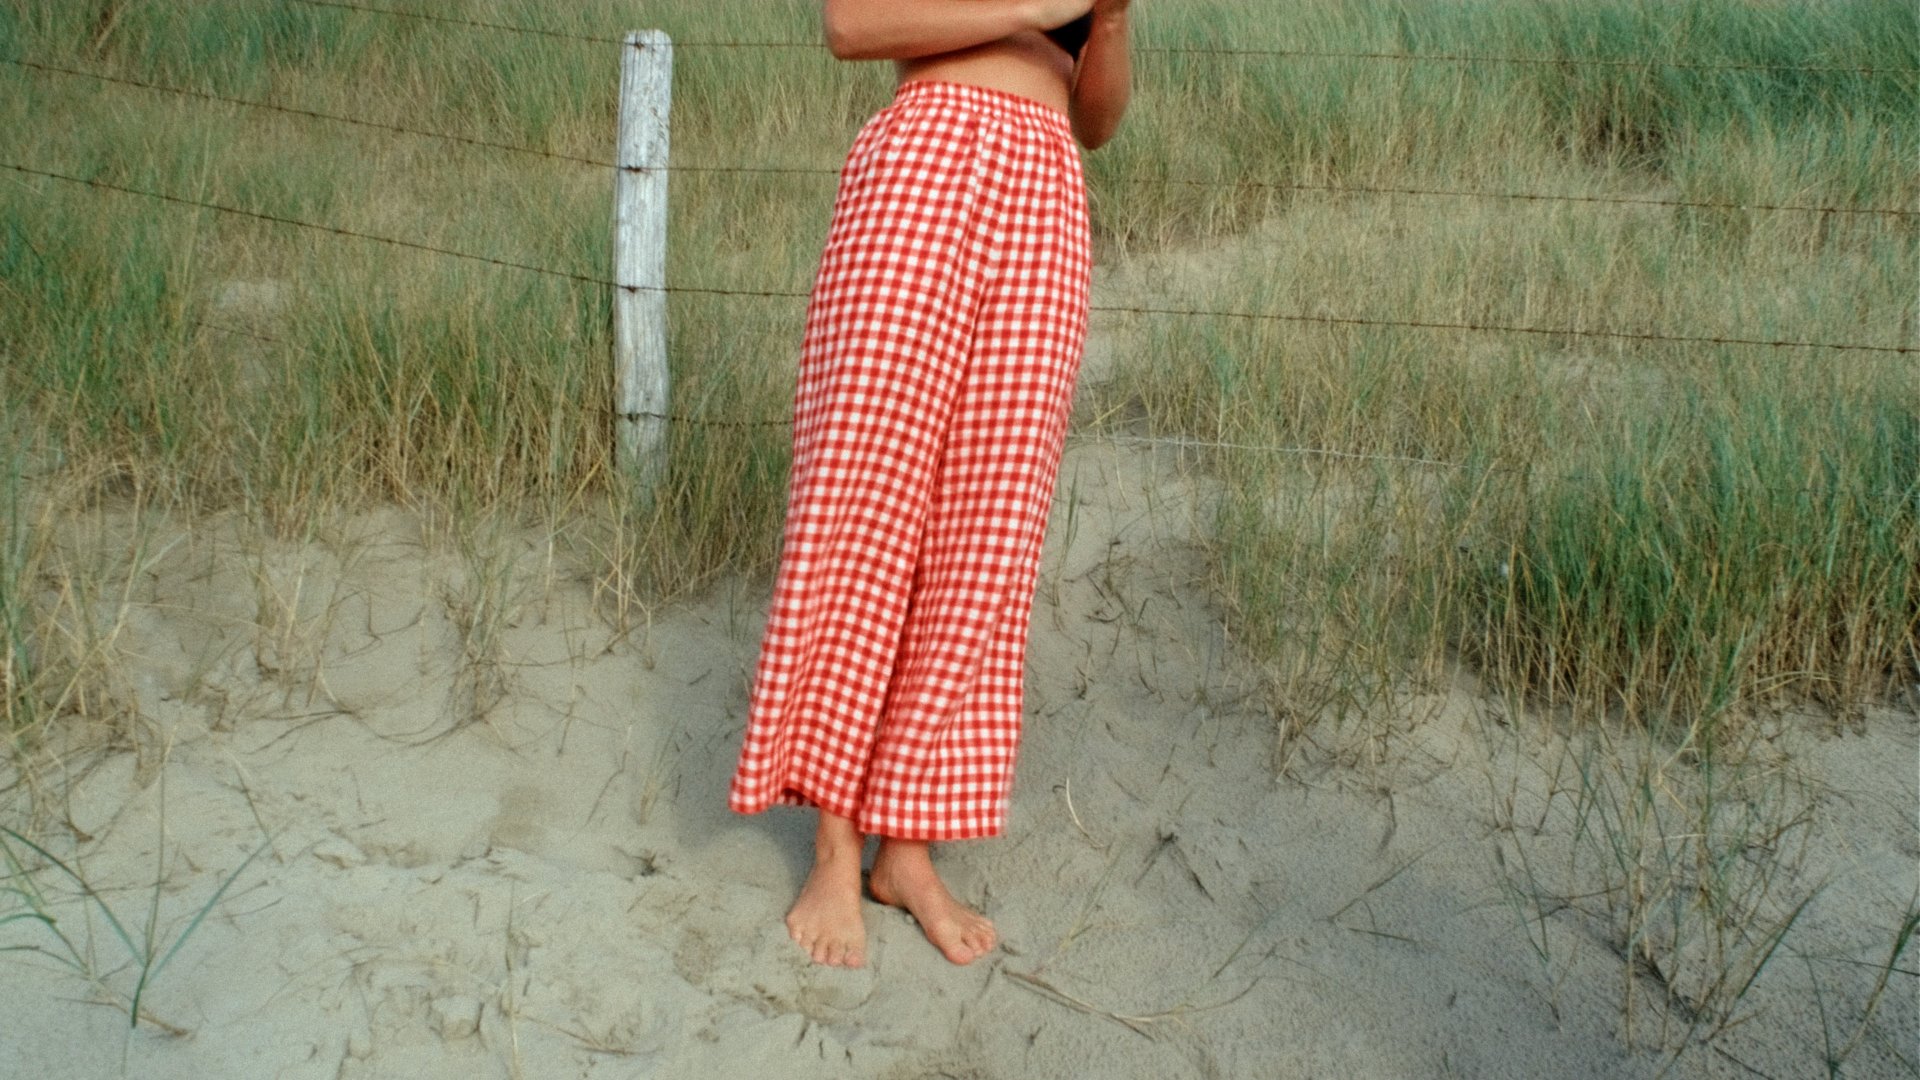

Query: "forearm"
<box><xmin>1070</xmin><ymin>11</ymin><xmax>1131</xmax><ymax>149</ymax></box>
<box><xmin>824</xmin><ymin>0</ymin><xmax>1050</xmax><ymax>61</ymax></box>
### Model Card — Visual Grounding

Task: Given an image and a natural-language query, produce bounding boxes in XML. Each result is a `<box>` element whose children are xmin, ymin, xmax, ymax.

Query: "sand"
<box><xmin>2</xmin><ymin>380</ymin><xmax>1915</xmax><ymax>1078</ymax></box>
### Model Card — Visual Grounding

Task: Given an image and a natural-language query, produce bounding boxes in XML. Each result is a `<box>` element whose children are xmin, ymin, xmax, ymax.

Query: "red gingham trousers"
<box><xmin>728</xmin><ymin>81</ymin><xmax>1091</xmax><ymax>841</ymax></box>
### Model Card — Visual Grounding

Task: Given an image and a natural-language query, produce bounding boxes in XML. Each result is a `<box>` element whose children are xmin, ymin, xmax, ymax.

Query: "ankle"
<box><xmin>813</xmin><ymin>811</ymin><xmax>865</xmax><ymax>864</ymax></box>
<box><xmin>872</xmin><ymin>838</ymin><xmax>934</xmax><ymax>877</ymax></box>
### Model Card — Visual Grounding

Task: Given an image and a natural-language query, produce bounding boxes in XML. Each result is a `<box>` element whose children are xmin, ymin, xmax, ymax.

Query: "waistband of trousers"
<box><xmin>891</xmin><ymin>79</ymin><xmax>1076</xmax><ymax>142</ymax></box>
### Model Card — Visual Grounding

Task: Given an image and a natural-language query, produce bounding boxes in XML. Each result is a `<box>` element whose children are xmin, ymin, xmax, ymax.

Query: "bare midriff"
<box><xmin>896</xmin><ymin>30</ymin><xmax>1075</xmax><ymax>113</ymax></box>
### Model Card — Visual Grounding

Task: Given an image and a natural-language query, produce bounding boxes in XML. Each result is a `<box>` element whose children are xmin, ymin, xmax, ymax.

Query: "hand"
<box><xmin>1029</xmin><ymin>0</ymin><xmax>1096</xmax><ymax>30</ymax></box>
<box><xmin>1092</xmin><ymin>0</ymin><xmax>1130</xmax><ymax>15</ymax></box>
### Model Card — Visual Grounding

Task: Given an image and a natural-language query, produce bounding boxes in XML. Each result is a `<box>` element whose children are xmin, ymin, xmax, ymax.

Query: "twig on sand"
<box><xmin>516</xmin><ymin>1011</ymin><xmax>648</xmax><ymax>1057</ymax></box>
<box><xmin>1055</xmin><ymin>778</ymin><xmax>1107</xmax><ymax>850</ymax></box>
<box><xmin>1002</xmin><ymin>968</ymin><xmax>1256</xmax><ymax>1038</ymax></box>
<box><xmin>66</xmin><ymin>993</ymin><xmax>191</xmax><ymax>1037</ymax></box>
<box><xmin>1328</xmin><ymin>846</ymin><xmax>1432</xmax><ymax>924</ymax></box>
<box><xmin>1342</xmin><ymin>924</ymin><xmax>1420</xmax><ymax>945</ymax></box>
<box><xmin>501</xmin><ymin>883</ymin><xmax>525</xmax><ymax>1080</ymax></box>
<box><xmin>1132</xmin><ymin>829</ymin><xmax>1177</xmax><ymax>887</ymax></box>
<box><xmin>1708</xmin><ymin>1043</ymin><xmax>1785</xmax><ymax>1080</ymax></box>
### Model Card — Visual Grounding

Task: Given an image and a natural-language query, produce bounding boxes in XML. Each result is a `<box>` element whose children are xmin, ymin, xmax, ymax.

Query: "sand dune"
<box><xmin>2</xmin><ymin>431</ymin><xmax>1913</xmax><ymax>1079</ymax></box>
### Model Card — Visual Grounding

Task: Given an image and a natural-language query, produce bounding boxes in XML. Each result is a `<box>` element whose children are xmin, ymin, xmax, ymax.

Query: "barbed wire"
<box><xmin>5</xmin><ymin>161</ymin><xmax>611</xmax><ymax>287</ymax></box>
<box><xmin>162</xmin><ymin>344</ymin><xmax>1920</xmax><ymax>498</ymax></box>
<box><xmin>164</xmin><ymin>332</ymin><xmax>1665</xmax><ymax>462</ymax></box>
<box><xmin>284</xmin><ymin>0</ymin><xmax>1917</xmax><ymax>76</ymax></box>
<box><xmin>1085</xmin><ymin>434</ymin><xmax>1459</xmax><ymax>470</ymax></box>
<box><xmin>289</xmin><ymin>0</ymin><xmax>628</xmax><ymax>45</ymax></box>
<box><xmin>616</xmin><ymin>410</ymin><xmax>793</xmax><ymax>429</ymax></box>
<box><xmin>5</xmin><ymin>57</ymin><xmax>611</xmax><ymax>168</ymax></box>
<box><xmin>1120</xmin><ymin>175</ymin><xmax>1916</xmax><ymax>219</ymax></box>
<box><xmin>5</xmin><ymin>58</ymin><xmax>815</xmax><ymax>178</ymax></box>
<box><xmin>190</xmin><ymin>326</ymin><xmax>1417</xmax><ymax>464</ymax></box>
<box><xmin>14</xmin><ymin>161</ymin><xmax>1911</xmax><ymax>355</ymax></box>
<box><xmin>1129</xmin><ymin>46</ymin><xmax>1908</xmax><ymax>75</ymax></box>
<box><xmin>1091</xmin><ymin>302</ymin><xmax>1917</xmax><ymax>355</ymax></box>
<box><xmin>1064</xmin><ymin>433</ymin><xmax>1919</xmax><ymax>508</ymax></box>
<box><xmin>15</xmin><ymin>57</ymin><xmax>1913</xmax><ymax>220</ymax></box>
<box><xmin>1067</xmin><ymin>435</ymin><xmax>1920</xmax><ymax>504</ymax></box>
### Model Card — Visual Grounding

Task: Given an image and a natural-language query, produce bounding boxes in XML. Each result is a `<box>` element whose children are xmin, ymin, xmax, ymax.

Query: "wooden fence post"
<box><xmin>612</xmin><ymin>29</ymin><xmax>672</xmax><ymax>495</ymax></box>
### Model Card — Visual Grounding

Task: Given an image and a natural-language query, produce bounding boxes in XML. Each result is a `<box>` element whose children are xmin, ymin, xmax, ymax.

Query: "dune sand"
<box><xmin>1</xmin><ymin>330</ymin><xmax>1914</xmax><ymax>1079</ymax></box>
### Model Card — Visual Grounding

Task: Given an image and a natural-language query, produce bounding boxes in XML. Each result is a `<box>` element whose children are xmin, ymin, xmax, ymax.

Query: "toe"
<box><xmin>959</xmin><ymin>916</ymin><xmax>992</xmax><ymax>949</ymax></box>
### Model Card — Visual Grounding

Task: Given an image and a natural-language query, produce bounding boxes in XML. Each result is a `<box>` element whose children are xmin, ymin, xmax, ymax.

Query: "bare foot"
<box><xmin>869</xmin><ymin>839</ymin><xmax>996</xmax><ymax>965</ymax></box>
<box><xmin>787</xmin><ymin>812</ymin><xmax>867</xmax><ymax>968</ymax></box>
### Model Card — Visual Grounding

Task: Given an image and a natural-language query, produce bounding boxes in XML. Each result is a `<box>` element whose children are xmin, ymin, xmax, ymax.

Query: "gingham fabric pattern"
<box><xmin>729</xmin><ymin>81</ymin><xmax>1091</xmax><ymax>841</ymax></box>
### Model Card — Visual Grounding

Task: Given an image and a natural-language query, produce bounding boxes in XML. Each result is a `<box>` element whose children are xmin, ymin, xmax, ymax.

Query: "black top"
<box><xmin>1043</xmin><ymin>13</ymin><xmax>1093</xmax><ymax>61</ymax></box>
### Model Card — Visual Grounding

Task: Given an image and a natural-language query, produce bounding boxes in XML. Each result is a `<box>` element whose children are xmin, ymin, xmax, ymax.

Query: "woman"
<box><xmin>729</xmin><ymin>0</ymin><xmax>1134</xmax><ymax>969</ymax></box>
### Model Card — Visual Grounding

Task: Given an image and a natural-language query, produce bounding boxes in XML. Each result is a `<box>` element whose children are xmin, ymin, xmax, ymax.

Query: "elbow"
<box><xmin>823</xmin><ymin>21</ymin><xmax>858</xmax><ymax>60</ymax></box>
<box><xmin>1077</xmin><ymin>123</ymin><xmax>1116</xmax><ymax>151</ymax></box>
<box><xmin>821</xmin><ymin>5</ymin><xmax>873</xmax><ymax>60</ymax></box>
<box><xmin>1071</xmin><ymin>86</ymin><xmax>1130</xmax><ymax>151</ymax></box>
<box><xmin>1072</xmin><ymin>107</ymin><xmax>1124</xmax><ymax>151</ymax></box>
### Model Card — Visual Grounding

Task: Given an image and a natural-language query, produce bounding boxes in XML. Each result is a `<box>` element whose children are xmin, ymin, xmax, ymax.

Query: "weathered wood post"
<box><xmin>612</xmin><ymin>30</ymin><xmax>672</xmax><ymax>495</ymax></box>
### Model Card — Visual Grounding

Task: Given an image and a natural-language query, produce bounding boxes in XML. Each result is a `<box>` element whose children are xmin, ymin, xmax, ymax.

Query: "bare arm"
<box><xmin>1069</xmin><ymin>1</ymin><xmax>1132</xmax><ymax>149</ymax></box>
<box><xmin>823</xmin><ymin>0</ymin><xmax>1095</xmax><ymax>61</ymax></box>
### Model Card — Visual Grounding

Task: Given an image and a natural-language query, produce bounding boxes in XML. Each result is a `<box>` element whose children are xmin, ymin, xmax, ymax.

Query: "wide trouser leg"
<box><xmin>858</xmin><ymin>211</ymin><xmax>1088</xmax><ymax>839</ymax></box>
<box><xmin>730</xmin><ymin>82</ymin><xmax>1090</xmax><ymax>842</ymax></box>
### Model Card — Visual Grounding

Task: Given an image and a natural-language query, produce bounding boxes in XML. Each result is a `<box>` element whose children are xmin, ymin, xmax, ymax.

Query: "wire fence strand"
<box><xmin>290</xmin><ymin>0</ymin><xmax>629</xmax><ymax>45</ymax></box>
<box><xmin>1089</xmin><ymin>303</ymin><xmax>1917</xmax><ymax>355</ymax></box>
<box><xmin>4</xmin><ymin>161</ymin><xmax>610</xmax><ymax>286</ymax></box>
<box><xmin>1126</xmin><ymin>45</ymin><xmax>1911</xmax><ymax>75</ymax></box>
<box><xmin>7</xmin><ymin>58</ymin><xmax>821</xmax><ymax>178</ymax></box>
<box><xmin>188</xmin><ymin>322</ymin><xmax>1916</xmax><ymax>502</ymax></box>
<box><xmin>177</xmin><ymin>332</ymin><xmax>1920</xmax><ymax>505</ymax></box>
<box><xmin>1114</xmin><ymin>175</ymin><xmax>1917</xmax><ymax>219</ymax></box>
<box><xmin>6</xmin><ymin>58</ymin><xmax>613</xmax><ymax>169</ymax></box>
<box><xmin>14</xmin><ymin>56</ymin><xmax>1912</xmax><ymax>219</ymax></box>
<box><xmin>284</xmin><ymin>0</ymin><xmax>1919</xmax><ymax>76</ymax></box>
<box><xmin>18</xmin><ymin>161</ymin><xmax>1908</xmax><ymax>356</ymax></box>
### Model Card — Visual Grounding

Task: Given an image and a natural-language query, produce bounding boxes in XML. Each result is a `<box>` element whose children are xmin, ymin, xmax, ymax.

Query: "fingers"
<box><xmin>1036</xmin><ymin>0</ymin><xmax>1097</xmax><ymax>30</ymax></box>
